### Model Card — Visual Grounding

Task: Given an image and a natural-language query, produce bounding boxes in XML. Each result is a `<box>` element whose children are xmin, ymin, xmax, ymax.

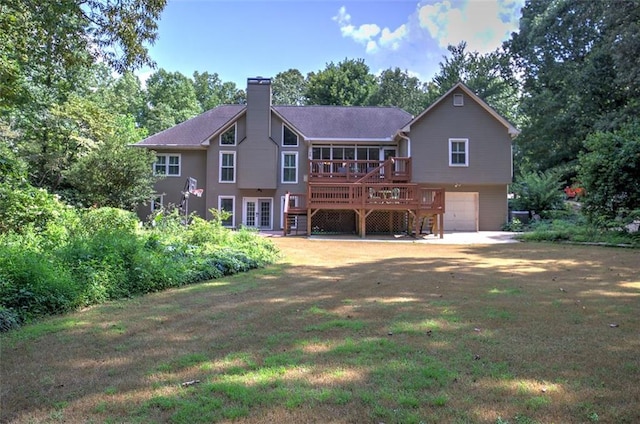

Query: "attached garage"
<box><xmin>443</xmin><ymin>192</ymin><xmax>478</xmax><ymax>231</ymax></box>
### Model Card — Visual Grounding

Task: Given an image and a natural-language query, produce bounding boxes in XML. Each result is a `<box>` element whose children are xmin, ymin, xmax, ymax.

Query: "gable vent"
<box><xmin>453</xmin><ymin>93</ymin><xmax>464</xmax><ymax>106</ymax></box>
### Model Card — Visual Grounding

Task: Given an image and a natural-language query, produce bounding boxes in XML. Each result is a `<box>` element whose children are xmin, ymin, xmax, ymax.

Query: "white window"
<box><xmin>218</xmin><ymin>196</ymin><xmax>235</xmax><ymax>227</ymax></box>
<box><xmin>154</xmin><ymin>154</ymin><xmax>181</xmax><ymax>176</ymax></box>
<box><xmin>150</xmin><ymin>194</ymin><xmax>164</xmax><ymax>213</ymax></box>
<box><xmin>453</xmin><ymin>94</ymin><xmax>464</xmax><ymax>106</ymax></box>
<box><xmin>282</xmin><ymin>152</ymin><xmax>298</xmax><ymax>183</ymax></box>
<box><xmin>220</xmin><ymin>124</ymin><xmax>236</xmax><ymax>146</ymax></box>
<box><xmin>219</xmin><ymin>151</ymin><xmax>236</xmax><ymax>183</ymax></box>
<box><xmin>282</xmin><ymin>125</ymin><xmax>298</xmax><ymax>146</ymax></box>
<box><xmin>449</xmin><ymin>138</ymin><xmax>468</xmax><ymax>167</ymax></box>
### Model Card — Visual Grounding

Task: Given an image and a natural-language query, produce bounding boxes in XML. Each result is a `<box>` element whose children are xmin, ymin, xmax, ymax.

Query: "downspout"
<box><xmin>397</xmin><ymin>131</ymin><xmax>410</xmax><ymax>157</ymax></box>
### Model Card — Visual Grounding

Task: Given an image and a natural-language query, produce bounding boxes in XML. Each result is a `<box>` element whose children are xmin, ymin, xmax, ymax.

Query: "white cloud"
<box><xmin>332</xmin><ymin>1</ymin><xmax>523</xmax><ymax>83</ymax></box>
<box><xmin>417</xmin><ymin>0</ymin><xmax>523</xmax><ymax>53</ymax></box>
<box><xmin>333</xmin><ymin>6</ymin><xmax>381</xmax><ymax>44</ymax></box>
<box><xmin>334</xmin><ymin>1</ymin><xmax>523</xmax><ymax>55</ymax></box>
<box><xmin>379</xmin><ymin>24</ymin><xmax>408</xmax><ymax>50</ymax></box>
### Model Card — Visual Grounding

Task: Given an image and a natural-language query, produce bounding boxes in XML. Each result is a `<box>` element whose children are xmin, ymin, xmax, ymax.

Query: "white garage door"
<box><xmin>444</xmin><ymin>192</ymin><xmax>478</xmax><ymax>231</ymax></box>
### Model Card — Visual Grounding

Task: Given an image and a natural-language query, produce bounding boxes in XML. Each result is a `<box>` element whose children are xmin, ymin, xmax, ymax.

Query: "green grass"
<box><xmin>2</xmin><ymin>240</ymin><xmax>639</xmax><ymax>423</ymax></box>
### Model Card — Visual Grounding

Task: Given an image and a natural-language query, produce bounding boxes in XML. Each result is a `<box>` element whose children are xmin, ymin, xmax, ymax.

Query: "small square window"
<box><xmin>283</xmin><ymin>125</ymin><xmax>298</xmax><ymax>146</ymax></box>
<box><xmin>154</xmin><ymin>154</ymin><xmax>181</xmax><ymax>176</ymax></box>
<box><xmin>449</xmin><ymin>139</ymin><xmax>468</xmax><ymax>167</ymax></box>
<box><xmin>453</xmin><ymin>94</ymin><xmax>464</xmax><ymax>106</ymax></box>
<box><xmin>220</xmin><ymin>125</ymin><xmax>236</xmax><ymax>145</ymax></box>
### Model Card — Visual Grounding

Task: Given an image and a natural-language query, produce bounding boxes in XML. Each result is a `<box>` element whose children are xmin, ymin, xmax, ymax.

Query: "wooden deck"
<box><xmin>284</xmin><ymin>158</ymin><xmax>445</xmax><ymax>238</ymax></box>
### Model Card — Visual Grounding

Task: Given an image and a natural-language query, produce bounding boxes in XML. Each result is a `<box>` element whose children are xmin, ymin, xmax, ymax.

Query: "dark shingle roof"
<box><xmin>135</xmin><ymin>104</ymin><xmax>414</xmax><ymax>147</ymax></box>
<box><xmin>274</xmin><ymin>105</ymin><xmax>412</xmax><ymax>140</ymax></box>
<box><xmin>135</xmin><ymin>105</ymin><xmax>245</xmax><ymax>147</ymax></box>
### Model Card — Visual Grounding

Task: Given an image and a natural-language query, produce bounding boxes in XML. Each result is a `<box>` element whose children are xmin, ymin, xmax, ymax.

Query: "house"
<box><xmin>134</xmin><ymin>77</ymin><xmax>518</xmax><ymax>237</ymax></box>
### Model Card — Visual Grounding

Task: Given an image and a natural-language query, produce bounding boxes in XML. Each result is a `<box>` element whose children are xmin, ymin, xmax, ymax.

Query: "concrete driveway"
<box><xmin>284</xmin><ymin>231</ymin><xmax>520</xmax><ymax>245</ymax></box>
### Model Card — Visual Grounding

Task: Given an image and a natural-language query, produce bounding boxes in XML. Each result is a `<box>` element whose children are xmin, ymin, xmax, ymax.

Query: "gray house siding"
<box><xmin>202</xmin><ymin>113</ymin><xmax>308</xmax><ymax>229</ymax></box>
<box><xmin>407</xmin><ymin>87</ymin><xmax>513</xmax><ymax>231</ymax></box>
<box><xmin>409</xmin><ymin>87</ymin><xmax>512</xmax><ymax>185</ymax></box>
<box><xmin>238</xmin><ymin>78</ymin><xmax>278</xmax><ymax>189</ymax></box>
<box><xmin>151</xmin><ymin>149</ymin><xmax>207</xmax><ymax>218</ymax></box>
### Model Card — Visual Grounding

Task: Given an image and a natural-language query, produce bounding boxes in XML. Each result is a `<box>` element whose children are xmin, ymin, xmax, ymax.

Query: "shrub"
<box><xmin>510</xmin><ymin>170</ymin><xmax>565</xmax><ymax>214</ymax></box>
<box><xmin>0</xmin><ymin>307</ymin><xmax>21</xmax><ymax>332</ymax></box>
<box><xmin>0</xmin><ymin>245</ymin><xmax>80</xmax><ymax>321</ymax></box>
<box><xmin>0</xmin><ymin>200</ymin><xmax>279</xmax><ymax>322</ymax></box>
<box><xmin>0</xmin><ymin>183</ymin><xmax>80</xmax><ymax>248</ymax></box>
<box><xmin>579</xmin><ymin>124</ymin><xmax>640</xmax><ymax>227</ymax></box>
<box><xmin>80</xmin><ymin>207</ymin><xmax>139</xmax><ymax>236</ymax></box>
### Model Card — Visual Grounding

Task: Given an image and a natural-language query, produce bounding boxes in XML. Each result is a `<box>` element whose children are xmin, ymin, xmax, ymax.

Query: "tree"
<box><xmin>578</xmin><ymin>124</ymin><xmax>640</xmax><ymax>227</ymax></box>
<box><xmin>427</xmin><ymin>42</ymin><xmax>520</xmax><ymax>126</ymax></box>
<box><xmin>1</xmin><ymin>0</ymin><xmax>166</xmax><ymax>196</ymax></box>
<box><xmin>507</xmin><ymin>0</ymin><xmax>639</xmax><ymax>173</ymax></box>
<box><xmin>143</xmin><ymin>69</ymin><xmax>202</xmax><ymax>135</ymax></box>
<box><xmin>193</xmin><ymin>71</ymin><xmax>246</xmax><ymax>110</ymax></box>
<box><xmin>369</xmin><ymin>68</ymin><xmax>427</xmax><ymax>115</ymax></box>
<box><xmin>272</xmin><ymin>69</ymin><xmax>307</xmax><ymax>105</ymax></box>
<box><xmin>65</xmin><ymin>115</ymin><xmax>157</xmax><ymax>209</ymax></box>
<box><xmin>306</xmin><ymin>58</ymin><xmax>376</xmax><ymax>106</ymax></box>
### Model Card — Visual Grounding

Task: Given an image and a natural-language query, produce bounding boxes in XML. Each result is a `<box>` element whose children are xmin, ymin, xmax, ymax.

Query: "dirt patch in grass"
<box><xmin>2</xmin><ymin>239</ymin><xmax>639</xmax><ymax>423</ymax></box>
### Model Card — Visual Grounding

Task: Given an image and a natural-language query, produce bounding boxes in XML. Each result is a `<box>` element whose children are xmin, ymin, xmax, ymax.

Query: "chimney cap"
<box><xmin>248</xmin><ymin>77</ymin><xmax>271</xmax><ymax>85</ymax></box>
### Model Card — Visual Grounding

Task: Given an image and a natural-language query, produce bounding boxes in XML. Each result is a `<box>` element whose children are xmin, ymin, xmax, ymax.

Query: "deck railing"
<box><xmin>307</xmin><ymin>183</ymin><xmax>444</xmax><ymax>212</ymax></box>
<box><xmin>308</xmin><ymin>158</ymin><xmax>411</xmax><ymax>183</ymax></box>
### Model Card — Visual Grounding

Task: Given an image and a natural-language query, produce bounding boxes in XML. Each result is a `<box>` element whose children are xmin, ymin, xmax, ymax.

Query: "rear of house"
<box><xmin>134</xmin><ymin>78</ymin><xmax>518</xmax><ymax>235</ymax></box>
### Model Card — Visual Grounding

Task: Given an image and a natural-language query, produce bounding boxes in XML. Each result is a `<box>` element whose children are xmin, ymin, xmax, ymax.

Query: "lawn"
<box><xmin>1</xmin><ymin>238</ymin><xmax>639</xmax><ymax>423</ymax></box>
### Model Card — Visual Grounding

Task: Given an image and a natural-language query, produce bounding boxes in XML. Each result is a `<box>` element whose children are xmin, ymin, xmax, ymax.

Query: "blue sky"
<box><xmin>138</xmin><ymin>0</ymin><xmax>525</xmax><ymax>88</ymax></box>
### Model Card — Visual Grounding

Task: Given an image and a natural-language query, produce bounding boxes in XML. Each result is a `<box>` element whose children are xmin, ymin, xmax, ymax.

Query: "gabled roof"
<box><xmin>135</xmin><ymin>105</ymin><xmax>245</xmax><ymax>148</ymax></box>
<box><xmin>273</xmin><ymin>105</ymin><xmax>412</xmax><ymax>141</ymax></box>
<box><xmin>401</xmin><ymin>82</ymin><xmax>520</xmax><ymax>138</ymax></box>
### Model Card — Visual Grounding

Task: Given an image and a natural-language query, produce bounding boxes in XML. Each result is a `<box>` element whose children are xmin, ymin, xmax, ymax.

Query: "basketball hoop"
<box><xmin>190</xmin><ymin>188</ymin><xmax>204</xmax><ymax>197</ymax></box>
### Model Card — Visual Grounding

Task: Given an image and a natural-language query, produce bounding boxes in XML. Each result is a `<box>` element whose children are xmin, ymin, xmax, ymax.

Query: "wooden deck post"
<box><xmin>439</xmin><ymin>213</ymin><xmax>444</xmax><ymax>238</ymax></box>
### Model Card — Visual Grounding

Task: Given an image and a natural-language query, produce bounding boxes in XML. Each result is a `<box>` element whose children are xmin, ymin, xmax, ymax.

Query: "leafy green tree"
<box><xmin>65</xmin><ymin>116</ymin><xmax>157</xmax><ymax>209</ymax></box>
<box><xmin>427</xmin><ymin>42</ymin><xmax>520</xmax><ymax>126</ymax></box>
<box><xmin>108</xmin><ymin>72</ymin><xmax>146</xmax><ymax>124</ymax></box>
<box><xmin>192</xmin><ymin>71</ymin><xmax>246</xmax><ymax>110</ymax></box>
<box><xmin>306</xmin><ymin>58</ymin><xmax>376</xmax><ymax>106</ymax></box>
<box><xmin>507</xmin><ymin>0</ymin><xmax>639</xmax><ymax>173</ymax></box>
<box><xmin>143</xmin><ymin>69</ymin><xmax>202</xmax><ymax>135</ymax></box>
<box><xmin>578</xmin><ymin>124</ymin><xmax>640</xmax><ymax>227</ymax></box>
<box><xmin>1</xmin><ymin>0</ymin><xmax>166</xmax><ymax>197</ymax></box>
<box><xmin>272</xmin><ymin>69</ymin><xmax>307</xmax><ymax>105</ymax></box>
<box><xmin>0</xmin><ymin>134</ymin><xmax>27</xmax><ymax>185</ymax></box>
<box><xmin>369</xmin><ymin>68</ymin><xmax>427</xmax><ymax>115</ymax></box>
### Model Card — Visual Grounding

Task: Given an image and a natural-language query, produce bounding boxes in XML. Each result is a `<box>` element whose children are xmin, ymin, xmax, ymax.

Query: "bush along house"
<box><xmin>134</xmin><ymin>77</ymin><xmax>519</xmax><ymax>238</ymax></box>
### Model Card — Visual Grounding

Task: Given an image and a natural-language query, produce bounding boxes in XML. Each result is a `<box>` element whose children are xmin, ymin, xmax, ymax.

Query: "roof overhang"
<box><xmin>201</xmin><ymin>108</ymin><xmax>246</xmax><ymax>146</ymax></box>
<box><xmin>304</xmin><ymin>137</ymin><xmax>395</xmax><ymax>143</ymax></box>
<box><xmin>131</xmin><ymin>144</ymin><xmax>207</xmax><ymax>150</ymax></box>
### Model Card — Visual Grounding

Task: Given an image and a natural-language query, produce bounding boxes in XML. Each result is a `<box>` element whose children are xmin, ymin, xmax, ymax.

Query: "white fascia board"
<box><xmin>306</xmin><ymin>137</ymin><xmax>394</xmax><ymax>143</ymax></box>
<box><xmin>133</xmin><ymin>144</ymin><xmax>206</xmax><ymax>150</ymax></box>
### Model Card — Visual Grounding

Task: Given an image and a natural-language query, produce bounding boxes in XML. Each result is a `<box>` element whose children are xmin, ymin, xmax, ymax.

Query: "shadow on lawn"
<box><xmin>1</xmin><ymin>243</ymin><xmax>639</xmax><ymax>423</ymax></box>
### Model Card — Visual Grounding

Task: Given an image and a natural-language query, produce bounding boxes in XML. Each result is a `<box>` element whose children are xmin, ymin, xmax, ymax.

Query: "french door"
<box><xmin>243</xmin><ymin>198</ymin><xmax>272</xmax><ymax>230</ymax></box>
